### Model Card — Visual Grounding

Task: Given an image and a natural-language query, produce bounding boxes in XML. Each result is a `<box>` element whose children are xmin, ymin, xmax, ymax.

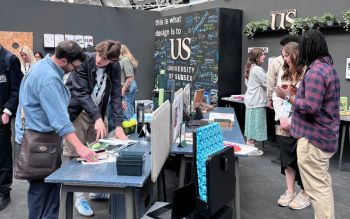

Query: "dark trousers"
<box><xmin>0</xmin><ymin>122</ymin><xmax>12</xmax><ymax>196</ymax></box>
<box><xmin>28</xmin><ymin>180</ymin><xmax>61</xmax><ymax>219</ymax></box>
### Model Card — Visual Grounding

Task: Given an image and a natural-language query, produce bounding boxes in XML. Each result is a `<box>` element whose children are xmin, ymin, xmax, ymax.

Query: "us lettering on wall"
<box><xmin>0</xmin><ymin>31</ymin><xmax>33</xmax><ymax>57</ymax></box>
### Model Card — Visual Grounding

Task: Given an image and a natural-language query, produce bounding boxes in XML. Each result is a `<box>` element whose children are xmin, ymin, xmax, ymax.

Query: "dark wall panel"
<box><xmin>0</xmin><ymin>0</ymin><xmax>160</xmax><ymax>99</ymax></box>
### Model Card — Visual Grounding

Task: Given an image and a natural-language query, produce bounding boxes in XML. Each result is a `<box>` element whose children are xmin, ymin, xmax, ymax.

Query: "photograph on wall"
<box><xmin>346</xmin><ymin>58</ymin><xmax>350</xmax><ymax>79</ymax></box>
<box><xmin>65</xmin><ymin>34</ymin><xmax>75</xmax><ymax>41</ymax></box>
<box><xmin>154</xmin><ymin>9</ymin><xmax>220</xmax><ymax>102</ymax></box>
<box><xmin>84</xmin><ymin>35</ymin><xmax>94</xmax><ymax>48</ymax></box>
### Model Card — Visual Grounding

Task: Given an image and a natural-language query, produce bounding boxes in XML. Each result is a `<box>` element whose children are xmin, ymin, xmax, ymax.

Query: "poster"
<box><xmin>346</xmin><ymin>58</ymin><xmax>350</xmax><ymax>79</ymax></box>
<box><xmin>84</xmin><ymin>35</ymin><xmax>94</xmax><ymax>48</ymax></box>
<box><xmin>74</xmin><ymin>35</ymin><xmax>84</xmax><ymax>48</ymax></box>
<box><xmin>154</xmin><ymin>9</ymin><xmax>220</xmax><ymax>99</ymax></box>
<box><xmin>64</xmin><ymin>34</ymin><xmax>75</xmax><ymax>41</ymax></box>
<box><xmin>54</xmin><ymin>34</ymin><xmax>64</xmax><ymax>47</ymax></box>
<box><xmin>44</xmin><ymin>34</ymin><xmax>55</xmax><ymax>48</ymax></box>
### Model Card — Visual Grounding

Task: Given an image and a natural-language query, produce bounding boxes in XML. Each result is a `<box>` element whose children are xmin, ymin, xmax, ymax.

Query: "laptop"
<box><xmin>146</xmin><ymin>182</ymin><xmax>195</xmax><ymax>219</ymax></box>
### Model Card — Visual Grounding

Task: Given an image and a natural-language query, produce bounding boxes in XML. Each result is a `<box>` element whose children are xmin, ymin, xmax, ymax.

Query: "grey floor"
<box><xmin>2</xmin><ymin>141</ymin><xmax>350</xmax><ymax>219</ymax></box>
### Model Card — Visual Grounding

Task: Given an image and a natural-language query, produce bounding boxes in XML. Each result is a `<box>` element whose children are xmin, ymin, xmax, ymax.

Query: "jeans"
<box><xmin>0</xmin><ymin>122</ymin><xmax>12</xmax><ymax>196</ymax></box>
<box><xmin>27</xmin><ymin>180</ymin><xmax>61</xmax><ymax>219</ymax></box>
<box><xmin>107</xmin><ymin>80</ymin><xmax>137</xmax><ymax>131</ymax></box>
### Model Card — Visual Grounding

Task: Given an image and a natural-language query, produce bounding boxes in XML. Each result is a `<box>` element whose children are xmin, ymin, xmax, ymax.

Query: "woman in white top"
<box><xmin>273</xmin><ymin>42</ymin><xmax>310</xmax><ymax>210</ymax></box>
<box><xmin>244</xmin><ymin>48</ymin><xmax>267</xmax><ymax>146</ymax></box>
<box><xmin>19</xmin><ymin>46</ymin><xmax>36</xmax><ymax>75</ymax></box>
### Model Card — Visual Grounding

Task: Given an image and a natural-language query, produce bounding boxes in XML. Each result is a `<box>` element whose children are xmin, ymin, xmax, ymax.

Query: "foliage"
<box><xmin>342</xmin><ymin>10</ymin><xmax>350</xmax><ymax>31</ymax></box>
<box><xmin>289</xmin><ymin>18</ymin><xmax>305</xmax><ymax>35</ymax></box>
<box><xmin>303</xmin><ymin>16</ymin><xmax>319</xmax><ymax>28</ymax></box>
<box><xmin>244</xmin><ymin>19</ymin><xmax>271</xmax><ymax>39</ymax></box>
<box><xmin>318</xmin><ymin>12</ymin><xmax>337</xmax><ymax>25</ymax></box>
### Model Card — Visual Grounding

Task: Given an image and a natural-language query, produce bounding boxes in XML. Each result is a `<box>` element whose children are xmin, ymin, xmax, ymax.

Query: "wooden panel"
<box><xmin>0</xmin><ymin>31</ymin><xmax>33</xmax><ymax>57</ymax></box>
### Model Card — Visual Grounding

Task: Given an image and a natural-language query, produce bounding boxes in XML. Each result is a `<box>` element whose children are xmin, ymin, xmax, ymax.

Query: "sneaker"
<box><xmin>75</xmin><ymin>198</ymin><xmax>94</xmax><ymax>217</ymax></box>
<box><xmin>289</xmin><ymin>191</ymin><xmax>310</xmax><ymax>210</ymax></box>
<box><xmin>89</xmin><ymin>193</ymin><xmax>110</xmax><ymax>200</ymax></box>
<box><xmin>277</xmin><ymin>191</ymin><xmax>296</xmax><ymax>207</ymax></box>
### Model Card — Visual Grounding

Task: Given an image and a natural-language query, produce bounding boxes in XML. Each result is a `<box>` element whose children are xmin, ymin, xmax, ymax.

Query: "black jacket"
<box><xmin>0</xmin><ymin>47</ymin><xmax>23</xmax><ymax>116</ymax></box>
<box><xmin>67</xmin><ymin>52</ymin><xmax>123</xmax><ymax>127</ymax></box>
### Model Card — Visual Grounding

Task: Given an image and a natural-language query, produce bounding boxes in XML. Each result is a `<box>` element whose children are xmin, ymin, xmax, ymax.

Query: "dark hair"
<box><xmin>55</xmin><ymin>40</ymin><xmax>86</xmax><ymax>63</ymax></box>
<box><xmin>280</xmin><ymin>34</ymin><xmax>299</xmax><ymax>46</ymax></box>
<box><xmin>95</xmin><ymin>40</ymin><xmax>121</xmax><ymax>60</ymax></box>
<box><xmin>244</xmin><ymin>48</ymin><xmax>264</xmax><ymax>79</ymax></box>
<box><xmin>298</xmin><ymin>29</ymin><xmax>332</xmax><ymax>66</ymax></box>
<box><xmin>281</xmin><ymin>42</ymin><xmax>303</xmax><ymax>82</ymax></box>
<box><xmin>34</xmin><ymin>51</ymin><xmax>44</xmax><ymax>59</ymax></box>
<box><xmin>84</xmin><ymin>45</ymin><xmax>96</xmax><ymax>52</ymax></box>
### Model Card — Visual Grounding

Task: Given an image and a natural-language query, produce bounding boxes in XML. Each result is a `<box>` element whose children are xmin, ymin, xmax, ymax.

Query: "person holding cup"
<box><xmin>273</xmin><ymin>42</ymin><xmax>310</xmax><ymax>210</ymax></box>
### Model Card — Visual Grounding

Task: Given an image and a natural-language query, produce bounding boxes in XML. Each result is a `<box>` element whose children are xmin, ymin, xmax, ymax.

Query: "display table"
<box><xmin>171</xmin><ymin>107</ymin><xmax>245</xmax><ymax>219</ymax></box>
<box><xmin>45</xmin><ymin>136</ymin><xmax>151</xmax><ymax>219</ymax></box>
<box><xmin>339</xmin><ymin>115</ymin><xmax>350</xmax><ymax>171</ymax></box>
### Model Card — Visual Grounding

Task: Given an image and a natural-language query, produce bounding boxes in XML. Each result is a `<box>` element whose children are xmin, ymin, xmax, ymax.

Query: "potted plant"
<box><xmin>244</xmin><ymin>19</ymin><xmax>271</xmax><ymax>39</ymax></box>
<box><xmin>303</xmin><ymin>16</ymin><xmax>318</xmax><ymax>29</ymax></box>
<box><xmin>289</xmin><ymin>18</ymin><xmax>305</xmax><ymax>35</ymax></box>
<box><xmin>319</xmin><ymin>12</ymin><xmax>336</xmax><ymax>26</ymax></box>
<box><xmin>342</xmin><ymin>9</ymin><xmax>350</xmax><ymax>31</ymax></box>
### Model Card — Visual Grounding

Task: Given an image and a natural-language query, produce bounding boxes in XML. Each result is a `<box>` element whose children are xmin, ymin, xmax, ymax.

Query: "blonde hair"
<box><xmin>121</xmin><ymin>45</ymin><xmax>138</xmax><ymax>68</ymax></box>
<box><xmin>19</xmin><ymin>46</ymin><xmax>36</xmax><ymax>66</ymax></box>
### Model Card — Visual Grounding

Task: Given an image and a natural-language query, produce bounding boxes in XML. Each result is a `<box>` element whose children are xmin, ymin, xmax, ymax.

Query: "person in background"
<box><xmin>108</xmin><ymin>44</ymin><xmax>138</xmax><ymax>131</ymax></box>
<box><xmin>273</xmin><ymin>42</ymin><xmax>310</xmax><ymax>210</ymax></box>
<box><xmin>0</xmin><ymin>45</ymin><xmax>23</xmax><ymax>211</ymax></box>
<box><xmin>19</xmin><ymin>46</ymin><xmax>36</xmax><ymax>75</ymax></box>
<box><xmin>276</xmin><ymin>29</ymin><xmax>340</xmax><ymax>219</ymax></box>
<box><xmin>64</xmin><ymin>40</ymin><xmax>127</xmax><ymax>217</ymax></box>
<box><xmin>15</xmin><ymin>40</ymin><xmax>97</xmax><ymax>219</ymax></box>
<box><xmin>266</xmin><ymin>34</ymin><xmax>300</xmax><ymax>165</ymax></box>
<box><xmin>244</xmin><ymin>48</ymin><xmax>267</xmax><ymax>147</ymax></box>
<box><xmin>34</xmin><ymin>51</ymin><xmax>44</xmax><ymax>61</ymax></box>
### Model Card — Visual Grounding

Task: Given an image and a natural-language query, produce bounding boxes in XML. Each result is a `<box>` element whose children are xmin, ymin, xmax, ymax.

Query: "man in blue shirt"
<box><xmin>15</xmin><ymin>40</ymin><xmax>97</xmax><ymax>219</ymax></box>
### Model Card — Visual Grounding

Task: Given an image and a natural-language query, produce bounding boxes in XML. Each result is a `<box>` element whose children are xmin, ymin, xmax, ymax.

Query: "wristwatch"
<box><xmin>285</xmin><ymin>95</ymin><xmax>291</xmax><ymax>102</ymax></box>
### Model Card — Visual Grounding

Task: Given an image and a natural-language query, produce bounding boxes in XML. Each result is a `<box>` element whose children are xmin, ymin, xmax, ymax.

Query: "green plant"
<box><xmin>289</xmin><ymin>18</ymin><xmax>305</xmax><ymax>35</ymax></box>
<box><xmin>303</xmin><ymin>16</ymin><xmax>319</xmax><ymax>28</ymax></box>
<box><xmin>319</xmin><ymin>12</ymin><xmax>336</xmax><ymax>25</ymax></box>
<box><xmin>244</xmin><ymin>19</ymin><xmax>271</xmax><ymax>39</ymax></box>
<box><xmin>342</xmin><ymin>9</ymin><xmax>350</xmax><ymax>31</ymax></box>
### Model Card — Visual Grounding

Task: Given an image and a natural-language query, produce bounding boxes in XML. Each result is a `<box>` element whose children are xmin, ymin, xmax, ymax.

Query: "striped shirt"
<box><xmin>291</xmin><ymin>57</ymin><xmax>340</xmax><ymax>152</ymax></box>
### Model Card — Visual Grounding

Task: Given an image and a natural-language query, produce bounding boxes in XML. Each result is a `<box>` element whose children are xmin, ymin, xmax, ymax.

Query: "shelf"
<box><xmin>250</xmin><ymin>23</ymin><xmax>350</xmax><ymax>38</ymax></box>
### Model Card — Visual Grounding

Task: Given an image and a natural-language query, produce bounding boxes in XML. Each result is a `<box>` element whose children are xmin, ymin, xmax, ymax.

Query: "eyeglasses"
<box><xmin>69</xmin><ymin>62</ymin><xmax>81</xmax><ymax>71</ymax></box>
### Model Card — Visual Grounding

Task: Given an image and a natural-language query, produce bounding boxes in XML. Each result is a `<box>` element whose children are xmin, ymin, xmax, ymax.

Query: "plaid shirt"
<box><xmin>291</xmin><ymin>57</ymin><xmax>340</xmax><ymax>152</ymax></box>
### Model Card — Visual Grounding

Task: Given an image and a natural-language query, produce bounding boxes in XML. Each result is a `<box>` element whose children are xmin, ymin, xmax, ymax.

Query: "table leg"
<box><xmin>125</xmin><ymin>188</ymin><xmax>135</xmax><ymax>219</ymax></box>
<box><xmin>59</xmin><ymin>185</ymin><xmax>73</xmax><ymax>219</ymax></box>
<box><xmin>339</xmin><ymin>123</ymin><xmax>347</xmax><ymax>171</ymax></box>
<box><xmin>178</xmin><ymin>155</ymin><xmax>186</xmax><ymax>187</ymax></box>
<box><xmin>234</xmin><ymin>158</ymin><xmax>240</xmax><ymax>219</ymax></box>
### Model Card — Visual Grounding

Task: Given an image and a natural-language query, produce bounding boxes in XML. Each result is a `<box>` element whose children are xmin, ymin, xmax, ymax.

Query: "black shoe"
<box><xmin>0</xmin><ymin>194</ymin><xmax>11</xmax><ymax>211</ymax></box>
<box><xmin>271</xmin><ymin>158</ymin><xmax>281</xmax><ymax>166</ymax></box>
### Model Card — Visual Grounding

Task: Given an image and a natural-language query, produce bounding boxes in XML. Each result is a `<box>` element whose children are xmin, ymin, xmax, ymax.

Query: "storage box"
<box><xmin>116</xmin><ymin>151</ymin><xmax>145</xmax><ymax>176</ymax></box>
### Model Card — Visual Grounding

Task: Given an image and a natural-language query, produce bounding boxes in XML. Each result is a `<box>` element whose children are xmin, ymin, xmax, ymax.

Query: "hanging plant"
<box><xmin>244</xmin><ymin>19</ymin><xmax>271</xmax><ymax>39</ymax></box>
<box><xmin>342</xmin><ymin>9</ymin><xmax>350</xmax><ymax>31</ymax></box>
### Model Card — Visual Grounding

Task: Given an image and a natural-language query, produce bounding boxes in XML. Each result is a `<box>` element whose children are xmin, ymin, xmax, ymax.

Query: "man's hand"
<box><xmin>122</xmin><ymin>101</ymin><xmax>128</xmax><ymax>111</ymax></box>
<box><xmin>114</xmin><ymin>126</ymin><xmax>128</xmax><ymax>140</ymax></box>
<box><xmin>1</xmin><ymin>113</ymin><xmax>10</xmax><ymax>125</ymax></box>
<box><xmin>275</xmin><ymin>85</ymin><xmax>291</xmax><ymax>100</ymax></box>
<box><xmin>94</xmin><ymin>118</ymin><xmax>107</xmax><ymax>141</ymax></box>
<box><xmin>268</xmin><ymin>100</ymin><xmax>274</xmax><ymax>109</ymax></box>
<box><xmin>76</xmin><ymin>145</ymin><xmax>98</xmax><ymax>163</ymax></box>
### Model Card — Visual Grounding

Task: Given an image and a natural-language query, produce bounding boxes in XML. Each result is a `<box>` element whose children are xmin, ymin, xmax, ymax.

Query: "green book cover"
<box><xmin>340</xmin><ymin>97</ymin><xmax>348</xmax><ymax>112</ymax></box>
